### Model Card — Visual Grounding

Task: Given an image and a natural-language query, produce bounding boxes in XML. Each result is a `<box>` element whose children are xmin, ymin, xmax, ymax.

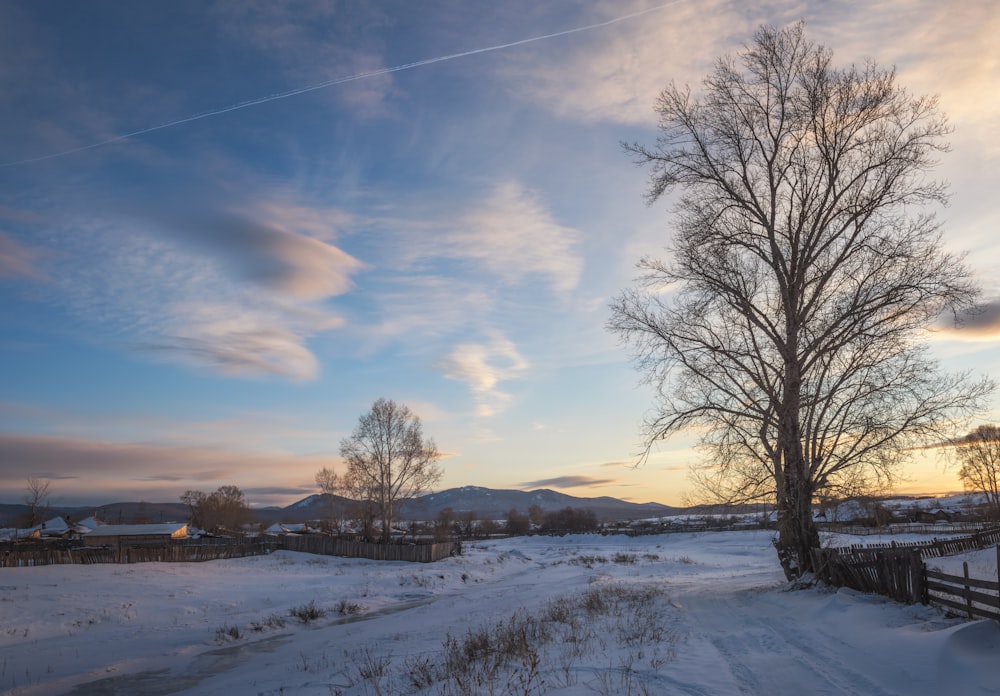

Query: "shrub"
<box><xmin>249</xmin><ymin>613</ymin><xmax>286</xmax><ymax>632</ymax></box>
<box><xmin>214</xmin><ymin>623</ymin><xmax>241</xmax><ymax>642</ymax></box>
<box><xmin>289</xmin><ymin>601</ymin><xmax>327</xmax><ymax>623</ymax></box>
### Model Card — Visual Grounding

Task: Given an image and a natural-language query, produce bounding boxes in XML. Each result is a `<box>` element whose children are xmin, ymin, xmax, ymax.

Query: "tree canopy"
<box><xmin>181</xmin><ymin>485</ymin><xmax>252</xmax><ymax>534</ymax></box>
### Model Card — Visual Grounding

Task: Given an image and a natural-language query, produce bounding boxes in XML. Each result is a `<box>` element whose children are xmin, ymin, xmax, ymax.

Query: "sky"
<box><xmin>1</xmin><ymin>0</ymin><xmax>999</xmax><ymax>509</ymax></box>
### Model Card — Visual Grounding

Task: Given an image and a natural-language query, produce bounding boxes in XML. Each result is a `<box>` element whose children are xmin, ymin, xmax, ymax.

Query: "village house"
<box><xmin>82</xmin><ymin>522</ymin><xmax>189</xmax><ymax>547</ymax></box>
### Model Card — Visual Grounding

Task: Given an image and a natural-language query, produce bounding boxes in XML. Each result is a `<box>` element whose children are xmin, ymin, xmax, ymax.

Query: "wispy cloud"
<box><xmin>36</xmin><ymin>197</ymin><xmax>362</xmax><ymax>381</ymax></box>
<box><xmin>931</xmin><ymin>298</ymin><xmax>1000</xmax><ymax>342</ymax></box>
<box><xmin>504</xmin><ymin>0</ymin><xmax>743</xmax><ymax>126</ymax></box>
<box><xmin>520</xmin><ymin>475</ymin><xmax>618</xmax><ymax>490</ymax></box>
<box><xmin>394</xmin><ymin>180</ymin><xmax>583</xmax><ymax>294</ymax></box>
<box><xmin>0</xmin><ymin>434</ymin><xmax>336</xmax><ymax>506</ymax></box>
<box><xmin>804</xmin><ymin>1</ymin><xmax>1000</xmax><ymax>150</ymax></box>
<box><xmin>350</xmin><ymin>179</ymin><xmax>583</xmax><ymax>406</ymax></box>
<box><xmin>0</xmin><ymin>231</ymin><xmax>47</xmax><ymax>280</ymax></box>
<box><xmin>211</xmin><ymin>0</ymin><xmax>396</xmax><ymax>118</ymax></box>
<box><xmin>149</xmin><ymin>203</ymin><xmax>365</xmax><ymax>302</ymax></box>
<box><xmin>443</xmin><ymin>335</ymin><xmax>529</xmax><ymax>417</ymax></box>
<box><xmin>448</xmin><ymin>181</ymin><xmax>582</xmax><ymax>293</ymax></box>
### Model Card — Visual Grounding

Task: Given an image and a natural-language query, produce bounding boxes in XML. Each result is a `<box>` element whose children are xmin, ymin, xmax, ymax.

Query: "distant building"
<box><xmin>82</xmin><ymin>523</ymin><xmax>189</xmax><ymax>547</ymax></box>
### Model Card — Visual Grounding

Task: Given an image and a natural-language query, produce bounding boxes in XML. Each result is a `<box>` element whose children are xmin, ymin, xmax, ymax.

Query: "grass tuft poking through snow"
<box><xmin>326</xmin><ymin>581</ymin><xmax>682</xmax><ymax>695</ymax></box>
<box><xmin>289</xmin><ymin>600</ymin><xmax>327</xmax><ymax>624</ymax></box>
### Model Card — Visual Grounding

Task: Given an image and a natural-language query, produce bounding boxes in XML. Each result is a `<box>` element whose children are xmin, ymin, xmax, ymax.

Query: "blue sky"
<box><xmin>1</xmin><ymin>0</ymin><xmax>999</xmax><ymax>508</ymax></box>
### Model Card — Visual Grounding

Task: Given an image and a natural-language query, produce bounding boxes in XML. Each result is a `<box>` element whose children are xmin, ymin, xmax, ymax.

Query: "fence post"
<box><xmin>963</xmin><ymin>561</ymin><xmax>973</xmax><ymax>619</ymax></box>
<box><xmin>909</xmin><ymin>549</ymin><xmax>924</xmax><ymax>604</ymax></box>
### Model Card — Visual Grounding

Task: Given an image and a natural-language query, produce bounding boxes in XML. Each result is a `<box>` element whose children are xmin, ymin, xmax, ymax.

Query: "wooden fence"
<box><xmin>813</xmin><ymin>527</ymin><xmax>1000</xmax><ymax>622</ymax></box>
<box><xmin>0</xmin><ymin>536</ymin><xmax>459</xmax><ymax>568</ymax></box>
<box><xmin>811</xmin><ymin>546</ymin><xmax>925</xmax><ymax>604</ymax></box>
<box><xmin>820</xmin><ymin>521</ymin><xmax>998</xmax><ymax>537</ymax></box>
<box><xmin>925</xmin><ymin>554</ymin><xmax>1000</xmax><ymax>622</ymax></box>
<box><xmin>825</xmin><ymin>527</ymin><xmax>1000</xmax><ymax>559</ymax></box>
<box><xmin>276</xmin><ymin>535</ymin><xmax>458</xmax><ymax>563</ymax></box>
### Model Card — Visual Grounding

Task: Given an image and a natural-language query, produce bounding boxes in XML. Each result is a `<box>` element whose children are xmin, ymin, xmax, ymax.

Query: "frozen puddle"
<box><xmin>68</xmin><ymin>634</ymin><xmax>290</xmax><ymax>696</ymax></box>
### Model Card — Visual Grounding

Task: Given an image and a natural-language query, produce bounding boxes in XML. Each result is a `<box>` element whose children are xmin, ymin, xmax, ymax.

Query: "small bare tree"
<box><xmin>954</xmin><ymin>425</ymin><xmax>1000</xmax><ymax>520</ymax></box>
<box><xmin>340</xmin><ymin>398</ymin><xmax>442</xmax><ymax>544</ymax></box>
<box><xmin>611</xmin><ymin>22</ymin><xmax>992</xmax><ymax>578</ymax></box>
<box><xmin>24</xmin><ymin>477</ymin><xmax>51</xmax><ymax>527</ymax></box>
<box><xmin>314</xmin><ymin>466</ymin><xmax>345</xmax><ymax>534</ymax></box>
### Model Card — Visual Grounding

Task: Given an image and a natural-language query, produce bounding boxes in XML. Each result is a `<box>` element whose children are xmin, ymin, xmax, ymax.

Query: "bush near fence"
<box><xmin>0</xmin><ymin>535</ymin><xmax>459</xmax><ymax>568</ymax></box>
<box><xmin>812</xmin><ymin>526</ymin><xmax>1000</xmax><ymax>622</ymax></box>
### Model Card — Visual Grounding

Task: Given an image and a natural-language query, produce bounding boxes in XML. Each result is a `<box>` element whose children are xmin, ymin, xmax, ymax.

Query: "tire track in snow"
<box><xmin>676</xmin><ymin>587</ymin><xmax>908</xmax><ymax>696</ymax></box>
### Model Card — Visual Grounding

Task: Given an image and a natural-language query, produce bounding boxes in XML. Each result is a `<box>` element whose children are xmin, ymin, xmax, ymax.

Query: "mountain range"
<box><xmin>0</xmin><ymin>486</ymin><xmax>683</xmax><ymax>527</ymax></box>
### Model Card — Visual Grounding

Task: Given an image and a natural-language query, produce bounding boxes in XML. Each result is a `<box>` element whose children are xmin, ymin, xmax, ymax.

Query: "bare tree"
<box><xmin>181</xmin><ymin>489</ymin><xmax>206</xmax><ymax>529</ymax></box>
<box><xmin>180</xmin><ymin>485</ymin><xmax>252</xmax><ymax>534</ymax></box>
<box><xmin>340</xmin><ymin>398</ymin><xmax>442</xmax><ymax>544</ymax></box>
<box><xmin>314</xmin><ymin>466</ymin><xmax>344</xmax><ymax>534</ymax></box>
<box><xmin>24</xmin><ymin>477</ymin><xmax>51</xmax><ymax>527</ymax></box>
<box><xmin>610</xmin><ymin>22</ymin><xmax>992</xmax><ymax>578</ymax></box>
<box><xmin>954</xmin><ymin>425</ymin><xmax>1000</xmax><ymax>520</ymax></box>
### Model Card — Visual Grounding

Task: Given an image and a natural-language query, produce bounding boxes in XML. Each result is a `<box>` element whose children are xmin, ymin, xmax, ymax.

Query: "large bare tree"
<box><xmin>340</xmin><ymin>398</ymin><xmax>442</xmax><ymax>544</ymax></box>
<box><xmin>610</xmin><ymin>22</ymin><xmax>992</xmax><ymax>578</ymax></box>
<box><xmin>953</xmin><ymin>425</ymin><xmax>1000</xmax><ymax>520</ymax></box>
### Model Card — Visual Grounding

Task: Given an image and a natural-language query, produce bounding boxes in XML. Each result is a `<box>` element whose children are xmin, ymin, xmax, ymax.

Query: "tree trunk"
<box><xmin>775</xmin><ymin>356</ymin><xmax>821</xmax><ymax>580</ymax></box>
<box><xmin>775</xmin><ymin>470</ymin><xmax>820</xmax><ymax>580</ymax></box>
<box><xmin>381</xmin><ymin>501</ymin><xmax>393</xmax><ymax>545</ymax></box>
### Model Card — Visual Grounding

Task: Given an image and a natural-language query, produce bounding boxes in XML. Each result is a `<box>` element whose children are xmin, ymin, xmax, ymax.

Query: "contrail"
<box><xmin>1</xmin><ymin>1</ymin><xmax>689</xmax><ymax>168</ymax></box>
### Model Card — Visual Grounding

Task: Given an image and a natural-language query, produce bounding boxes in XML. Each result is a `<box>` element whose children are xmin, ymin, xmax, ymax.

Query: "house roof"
<box><xmin>76</xmin><ymin>516</ymin><xmax>104</xmax><ymax>530</ymax></box>
<box><xmin>83</xmin><ymin>523</ymin><xmax>188</xmax><ymax>537</ymax></box>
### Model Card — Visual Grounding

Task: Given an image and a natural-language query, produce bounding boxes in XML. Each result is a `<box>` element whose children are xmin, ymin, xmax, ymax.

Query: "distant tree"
<box><xmin>180</xmin><ymin>485</ymin><xmax>252</xmax><ymax>534</ymax></box>
<box><xmin>342</xmin><ymin>472</ymin><xmax>378</xmax><ymax>541</ymax></box>
<box><xmin>434</xmin><ymin>507</ymin><xmax>455</xmax><ymax>542</ymax></box>
<box><xmin>479</xmin><ymin>518</ymin><xmax>498</xmax><ymax>538</ymax></box>
<box><xmin>505</xmin><ymin>508</ymin><xmax>530</xmax><ymax>536</ymax></box>
<box><xmin>542</xmin><ymin>507</ymin><xmax>599</xmax><ymax>534</ymax></box>
<box><xmin>340</xmin><ymin>398</ymin><xmax>443</xmax><ymax>544</ymax></box>
<box><xmin>456</xmin><ymin>511</ymin><xmax>477</xmax><ymax>539</ymax></box>
<box><xmin>181</xmin><ymin>489</ymin><xmax>206</xmax><ymax>528</ymax></box>
<box><xmin>135</xmin><ymin>501</ymin><xmax>152</xmax><ymax>524</ymax></box>
<box><xmin>954</xmin><ymin>425</ymin><xmax>1000</xmax><ymax>520</ymax></box>
<box><xmin>611</xmin><ymin>22</ymin><xmax>993</xmax><ymax>578</ymax></box>
<box><xmin>314</xmin><ymin>466</ymin><xmax>344</xmax><ymax>534</ymax></box>
<box><xmin>528</xmin><ymin>504</ymin><xmax>545</xmax><ymax>528</ymax></box>
<box><xmin>23</xmin><ymin>477</ymin><xmax>51</xmax><ymax>527</ymax></box>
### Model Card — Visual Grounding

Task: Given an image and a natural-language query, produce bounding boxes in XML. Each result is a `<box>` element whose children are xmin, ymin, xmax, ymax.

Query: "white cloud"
<box><xmin>443</xmin><ymin>335</ymin><xmax>529</xmax><ymax>417</ymax></box>
<box><xmin>505</xmin><ymin>0</ymin><xmax>998</xmax><ymax>145</ymax></box>
<box><xmin>398</xmin><ymin>180</ymin><xmax>583</xmax><ymax>294</ymax></box>
<box><xmin>801</xmin><ymin>1</ymin><xmax>1000</xmax><ymax>154</ymax></box>
<box><xmin>453</xmin><ymin>181</ymin><xmax>583</xmax><ymax>293</ymax></box>
<box><xmin>351</xmin><ymin>180</ymin><xmax>584</xmax><ymax>358</ymax></box>
<box><xmin>504</xmin><ymin>0</ymin><xmax>758</xmax><ymax>126</ymax></box>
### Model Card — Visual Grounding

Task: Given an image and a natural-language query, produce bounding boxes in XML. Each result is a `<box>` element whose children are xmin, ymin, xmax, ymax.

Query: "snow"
<box><xmin>2</xmin><ymin>530</ymin><xmax>999</xmax><ymax>695</ymax></box>
<box><xmin>291</xmin><ymin>495</ymin><xmax>320</xmax><ymax>510</ymax></box>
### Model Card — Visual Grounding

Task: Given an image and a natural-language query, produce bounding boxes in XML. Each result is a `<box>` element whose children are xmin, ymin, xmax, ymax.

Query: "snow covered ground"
<box><xmin>3</xmin><ymin>530</ymin><xmax>1000</xmax><ymax>695</ymax></box>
